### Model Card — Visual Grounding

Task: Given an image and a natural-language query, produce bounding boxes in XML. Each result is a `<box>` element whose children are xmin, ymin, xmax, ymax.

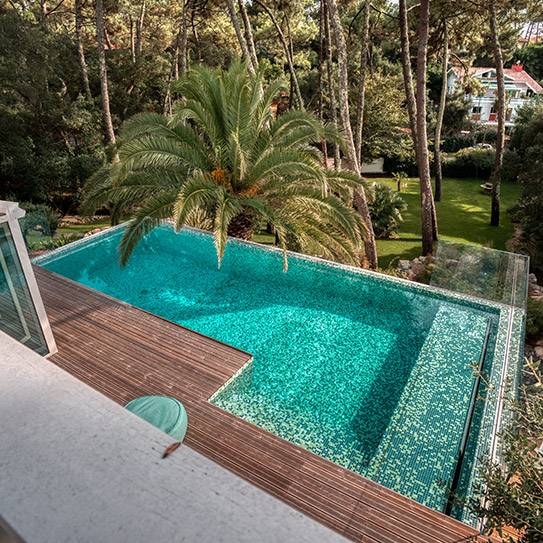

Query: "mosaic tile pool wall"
<box><xmin>35</xmin><ymin>224</ymin><xmax>524</xmax><ymax>526</ymax></box>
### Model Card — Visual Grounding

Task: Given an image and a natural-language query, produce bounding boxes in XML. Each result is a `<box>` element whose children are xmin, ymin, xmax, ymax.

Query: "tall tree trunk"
<box><xmin>326</xmin><ymin>0</ymin><xmax>357</xmax><ymax>171</ymax></box>
<box><xmin>254</xmin><ymin>0</ymin><xmax>303</xmax><ymax>109</ymax></box>
<box><xmin>129</xmin><ymin>16</ymin><xmax>136</xmax><ymax>64</ymax></box>
<box><xmin>415</xmin><ymin>0</ymin><xmax>437</xmax><ymax>255</ymax></box>
<box><xmin>39</xmin><ymin>0</ymin><xmax>48</xmax><ymax>28</ymax></box>
<box><xmin>136</xmin><ymin>0</ymin><xmax>146</xmax><ymax>58</ymax></box>
<box><xmin>324</xmin><ymin>2</ymin><xmax>340</xmax><ymax>169</ymax></box>
<box><xmin>75</xmin><ymin>0</ymin><xmax>91</xmax><ymax>99</ymax></box>
<box><xmin>318</xmin><ymin>0</ymin><xmax>328</xmax><ymax>166</ymax></box>
<box><xmin>398</xmin><ymin>0</ymin><xmax>418</xmax><ymax>149</ymax></box>
<box><xmin>180</xmin><ymin>0</ymin><xmax>188</xmax><ymax>76</ymax></box>
<box><xmin>103</xmin><ymin>26</ymin><xmax>113</xmax><ymax>50</ymax></box>
<box><xmin>238</xmin><ymin>0</ymin><xmax>258</xmax><ymax>71</ymax></box>
<box><xmin>164</xmin><ymin>29</ymin><xmax>182</xmax><ymax>114</ymax></box>
<box><xmin>354</xmin><ymin>0</ymin><xmax>370</xmax><ymax>166</ymax></box>
<box><xmin>434</xmin><ymin>20</ymin><xmax>448</xmax><ymax>202</ymax></box>
<box><xmin>96</xmin><ymin>0</ymin><xmax>116</xmax><ymax>146</ymax></box>
<box><xmin>326</xmin><ymin>0</ymin><xmax>378</xmax><ymax>269</ymax></box>
<box><xmin>489</xmin><ymin>0</ymin><xmax>504</xmax><ymax>227</ymax></box>
<box><xmin>191</xmin><ymin>5</ymin><xmax>201</xmax><ymax>62</ymax></box>
<box><xmin>226</xmin><ymin>0</ymin><xmax>254</xmax><ymax>75</ymax></box>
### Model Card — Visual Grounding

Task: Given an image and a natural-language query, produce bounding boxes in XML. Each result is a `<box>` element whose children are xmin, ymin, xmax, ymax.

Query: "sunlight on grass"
<box><xmin>374</xmin><ymin>177</ymin><xmax>520</xmax><ymax>268</ymax></box>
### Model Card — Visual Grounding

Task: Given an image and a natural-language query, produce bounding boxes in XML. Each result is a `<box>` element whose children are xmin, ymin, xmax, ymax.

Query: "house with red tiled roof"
<box><xmin>447</xmin><ymin>62</ymin><xmax>543</xmax><ymax>127</ymax></box>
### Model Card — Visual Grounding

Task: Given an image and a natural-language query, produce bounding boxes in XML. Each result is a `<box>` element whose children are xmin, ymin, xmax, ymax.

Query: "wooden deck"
<box><xmin>36</xmin><ymin>266</ymin><xmax>485</xmax><ymax>543</ymax></box>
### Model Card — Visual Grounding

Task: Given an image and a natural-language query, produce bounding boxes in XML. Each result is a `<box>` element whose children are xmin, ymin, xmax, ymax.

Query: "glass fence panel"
<box><xmin>0</xmin><ymin>221</ymin><xmax>49</xmax><ymax>355</ymax></box>
<box><xmin>430</xmin><ymin>239</ymin><xmax>529</xmax><ymax>309</ymax></box>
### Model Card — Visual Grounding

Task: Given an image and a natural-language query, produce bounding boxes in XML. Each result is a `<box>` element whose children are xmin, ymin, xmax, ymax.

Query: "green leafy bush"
<box><xmin>442</xmin><ymin>130</ymin><xmax>497</xmax><ymax>153</ymax></box>
<box><xmin>18</xmin><ymin>202</ymin><xmax>60</xmax><ymax>235</ymax></box>
<box><xmin>53</xmin><ymin>233</ymin><xmax>80</xmax><ymax>248</ymax></box>
<box><xmin>442</xmin><ymin>148</ymin><xmax>495</xmax><ymax>179</ymax></box>
<box><xmin>383</xmin><ymin>148</ymin><xmax>419</xmax><ymax>177</ymax></box>
<box><xmin>526</xmin><ymin>298</ymin><xmax>543</xmax><ymax>342</ymax></box>
<box><xmin>368</xmin><ymin>182</ymin><xmax>408</xmax><ymax>238</ymax></box>
<box><xmin>442</xmin><ymin>133</ymin><xmax>477</xmax><ymax>153</ymax></box>
<box><xmin>25</xmin><ymin>235</ymin><xmax>55</xmax><ymax>252</ymax></box>
<box><xmin>375</xmin><ymin>266</ymin><xmax>409</xmax><ymax>280</ymax></box>
<box><xmin>500</xmin><ymin>148</ymin><xmax>522</xmax><ymax>183</ymax></box>
<box><xmin>470</xmin><ymin>358</ymin><xmax>543</xmax><ymax>543</ymax></box>
<box><xmin>506</xmin><ymin>104</ymin><xmax>543</xmax><ymax>273</ymax></box>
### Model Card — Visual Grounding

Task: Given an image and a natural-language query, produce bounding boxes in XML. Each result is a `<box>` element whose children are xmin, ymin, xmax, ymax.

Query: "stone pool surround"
<box><xmin>33</xmin><ymin>221</ymin><xmax>526</xmax><ymax>528</ymax></box>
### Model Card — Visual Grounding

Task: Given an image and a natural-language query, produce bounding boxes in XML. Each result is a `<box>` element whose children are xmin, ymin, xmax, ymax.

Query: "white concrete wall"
<box><xmin>360</xmin><ymin>158</ymin><xmax>384</xmax><ymax>174</ymax></box>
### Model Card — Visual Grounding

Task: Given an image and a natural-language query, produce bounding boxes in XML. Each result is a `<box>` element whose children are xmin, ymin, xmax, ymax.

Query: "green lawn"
<box><xmin>56</xmin><ymin>216</ymin><xmax>135</xmax><ymax>236</ymax></box>
<box><xmin>374</xmin><ymin>177</ymin><xmax>521</xmax><ymax>268</ymax></box>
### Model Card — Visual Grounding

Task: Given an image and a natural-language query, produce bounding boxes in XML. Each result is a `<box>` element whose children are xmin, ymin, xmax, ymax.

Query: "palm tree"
<box><xmin>84</xmin><ymin>62</ymin><xmax>368</xmax><ymax>270</ymax></box>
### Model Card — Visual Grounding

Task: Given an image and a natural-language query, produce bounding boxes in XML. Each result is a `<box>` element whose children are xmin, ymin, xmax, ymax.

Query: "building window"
<box><xmin>471</xmin><ymin>106</ymin><xmax>482</xmax><ymax>121</ymax></box>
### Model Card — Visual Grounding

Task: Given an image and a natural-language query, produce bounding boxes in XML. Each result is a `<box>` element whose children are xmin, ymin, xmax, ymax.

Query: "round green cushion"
<box><xmin>125</xmin><ymin>395</ymin><xmax>188</xmax><ymax>442</ymax></box>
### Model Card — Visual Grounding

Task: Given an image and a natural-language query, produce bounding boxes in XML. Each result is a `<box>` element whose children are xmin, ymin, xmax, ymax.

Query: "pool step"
<box><xmin>365</xmin><ymin>304</ymin><xmax>491</xmax><ymax>511</ymax></box>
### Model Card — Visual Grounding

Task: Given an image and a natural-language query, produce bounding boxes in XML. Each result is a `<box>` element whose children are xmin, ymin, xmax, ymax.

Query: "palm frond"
<box><xmin>82</xmin><ymin>62</ymin><xmax>365</xmax><ymax>269</ymax></box>
<box><xmin>173</xmin><ymin>173</ymin><xmax>217</xmax><ymax>231</ymax></box>
<box><xmin>213</xmin><ymin>189</ymin><xmax>243</xmax><ymax>268</ymax></box>
<box><xmin>118</xmin><ymin>191</ymin><xmax>177</xmax><ymax>266</ymax></box>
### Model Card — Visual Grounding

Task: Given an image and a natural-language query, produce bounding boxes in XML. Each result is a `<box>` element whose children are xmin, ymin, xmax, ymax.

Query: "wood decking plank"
<box><xmin>35</xmin><ymin>266</ymin><xmax>484</xmax><ymax>543</ymax></box>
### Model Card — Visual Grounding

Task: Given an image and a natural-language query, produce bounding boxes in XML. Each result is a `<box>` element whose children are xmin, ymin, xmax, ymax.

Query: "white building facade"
<box><xmin>447</xmin><ymin>63</ymin><xmax>542</xmax><ymax>127</ymax></box>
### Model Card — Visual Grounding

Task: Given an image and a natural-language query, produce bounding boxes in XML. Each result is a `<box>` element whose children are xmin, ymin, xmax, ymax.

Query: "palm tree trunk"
<box><xmin>416</xmin><ymin>0</ymin><xmax>437</xmax><ymax>255</ymax></box>
<box><xmin>238</xmin><ymin>0</ymin><xmax>258</xmax><ymax>71</ymax></box>
<box><xmin>227</xmin><ymin>213</ymin><xmax>253</xmax><ymax>240</ymax></box>
<box><xmin>434</xmin><ymin>20</ymin><xmax>448</xmax><ymax>202</ymax></box>
<box><xmin>354</xmin><ymin>0</ymin><xmax>370</xmax><ymax>166</ymax></box>
<box><xmin>324</xmin><ymin>3</ymin><xmax>340</xmax><ymax>169</ymax></box>
<box><xmin>75</xmin><ymin>0</ymin><xmax>91</xmax><ymax>99</ymax></box>
<box><xmin>96</xmin><ymin>0</ymin><xmax>115</xmax><ymax>146</ymax></box>
<box><xmin>489</xmin><ymin>0</ymin><xmax>504</xmax><ymax>227</ymax></box>
<box><xmin>254</xmin><ymin>0</ymin><xmax>303</xmax><ymax>109</ymax></box>
<box><xmin>226</xmin><ymin>0</ymin><xmax>254</xmax><ymax>75</ymax></box>
<box><xmin>326</xmin><ymin>0</ymin><xmax>378</xmax><ymax>269</ymax></box>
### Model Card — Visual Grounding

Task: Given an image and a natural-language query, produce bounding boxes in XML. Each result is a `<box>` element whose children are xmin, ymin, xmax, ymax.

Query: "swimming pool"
<box><xmin>35</xmin><ymin>223</ymin><xmax>524</xmax><ymax>524</ymax></box>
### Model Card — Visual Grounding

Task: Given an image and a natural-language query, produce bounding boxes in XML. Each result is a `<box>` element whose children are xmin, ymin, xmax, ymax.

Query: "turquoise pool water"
<box><xmin>37</xmin><ymin>224</ymin><xmax>502</xmax><ymax>516</ymax></box>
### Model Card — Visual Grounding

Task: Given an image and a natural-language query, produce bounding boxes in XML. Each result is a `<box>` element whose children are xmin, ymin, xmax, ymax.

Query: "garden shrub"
<box><xmin>441</xmin><ymin>148</ymin><xmax>495</xmax><ymax>179</ymax></box>
<box><xmin>470</xmin><ymin>357</ymin><xmax>543</xmax><ymax>543</ymax></box>
<box><xmin>442</xmin><ymin>130</ymin><xmax>497</xmax><ymax>153</ymax></box>
<box><xmin>18</xmin><ymin>202</ymin><xmax>60</xmax><ymax>235</ymax></box>
<box><xmin>383</xmin><ymin>152</ymin><xmax>419</xmax><ymax>177</ymax></box>
<box><xmin>506</xmin><ymin>104</ymin><xmax>543</xmax><ymax>274</ymax></box>
<box><xmin>375</xmin><ymin>266</ymin><xmax>409</xmax><ymax>280</ymax></box>
<box><xmin>368</xmin><ymin>183</ymin><xmax>408</xmax><ymax>238</ymax></box>
<box><xmin>500</xmin><ymin>148</ymin><xmax>522</xmax><ymax>182</ymax></box>
<box><xmin>442</xmin><ymin>133</ymin><xmax>476</xmax><ymax>153</ymax></box>
<box><xmin>526</xmin><ymin>297</ymin><xmax>543</xmax><ymax>342</ymax></box>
